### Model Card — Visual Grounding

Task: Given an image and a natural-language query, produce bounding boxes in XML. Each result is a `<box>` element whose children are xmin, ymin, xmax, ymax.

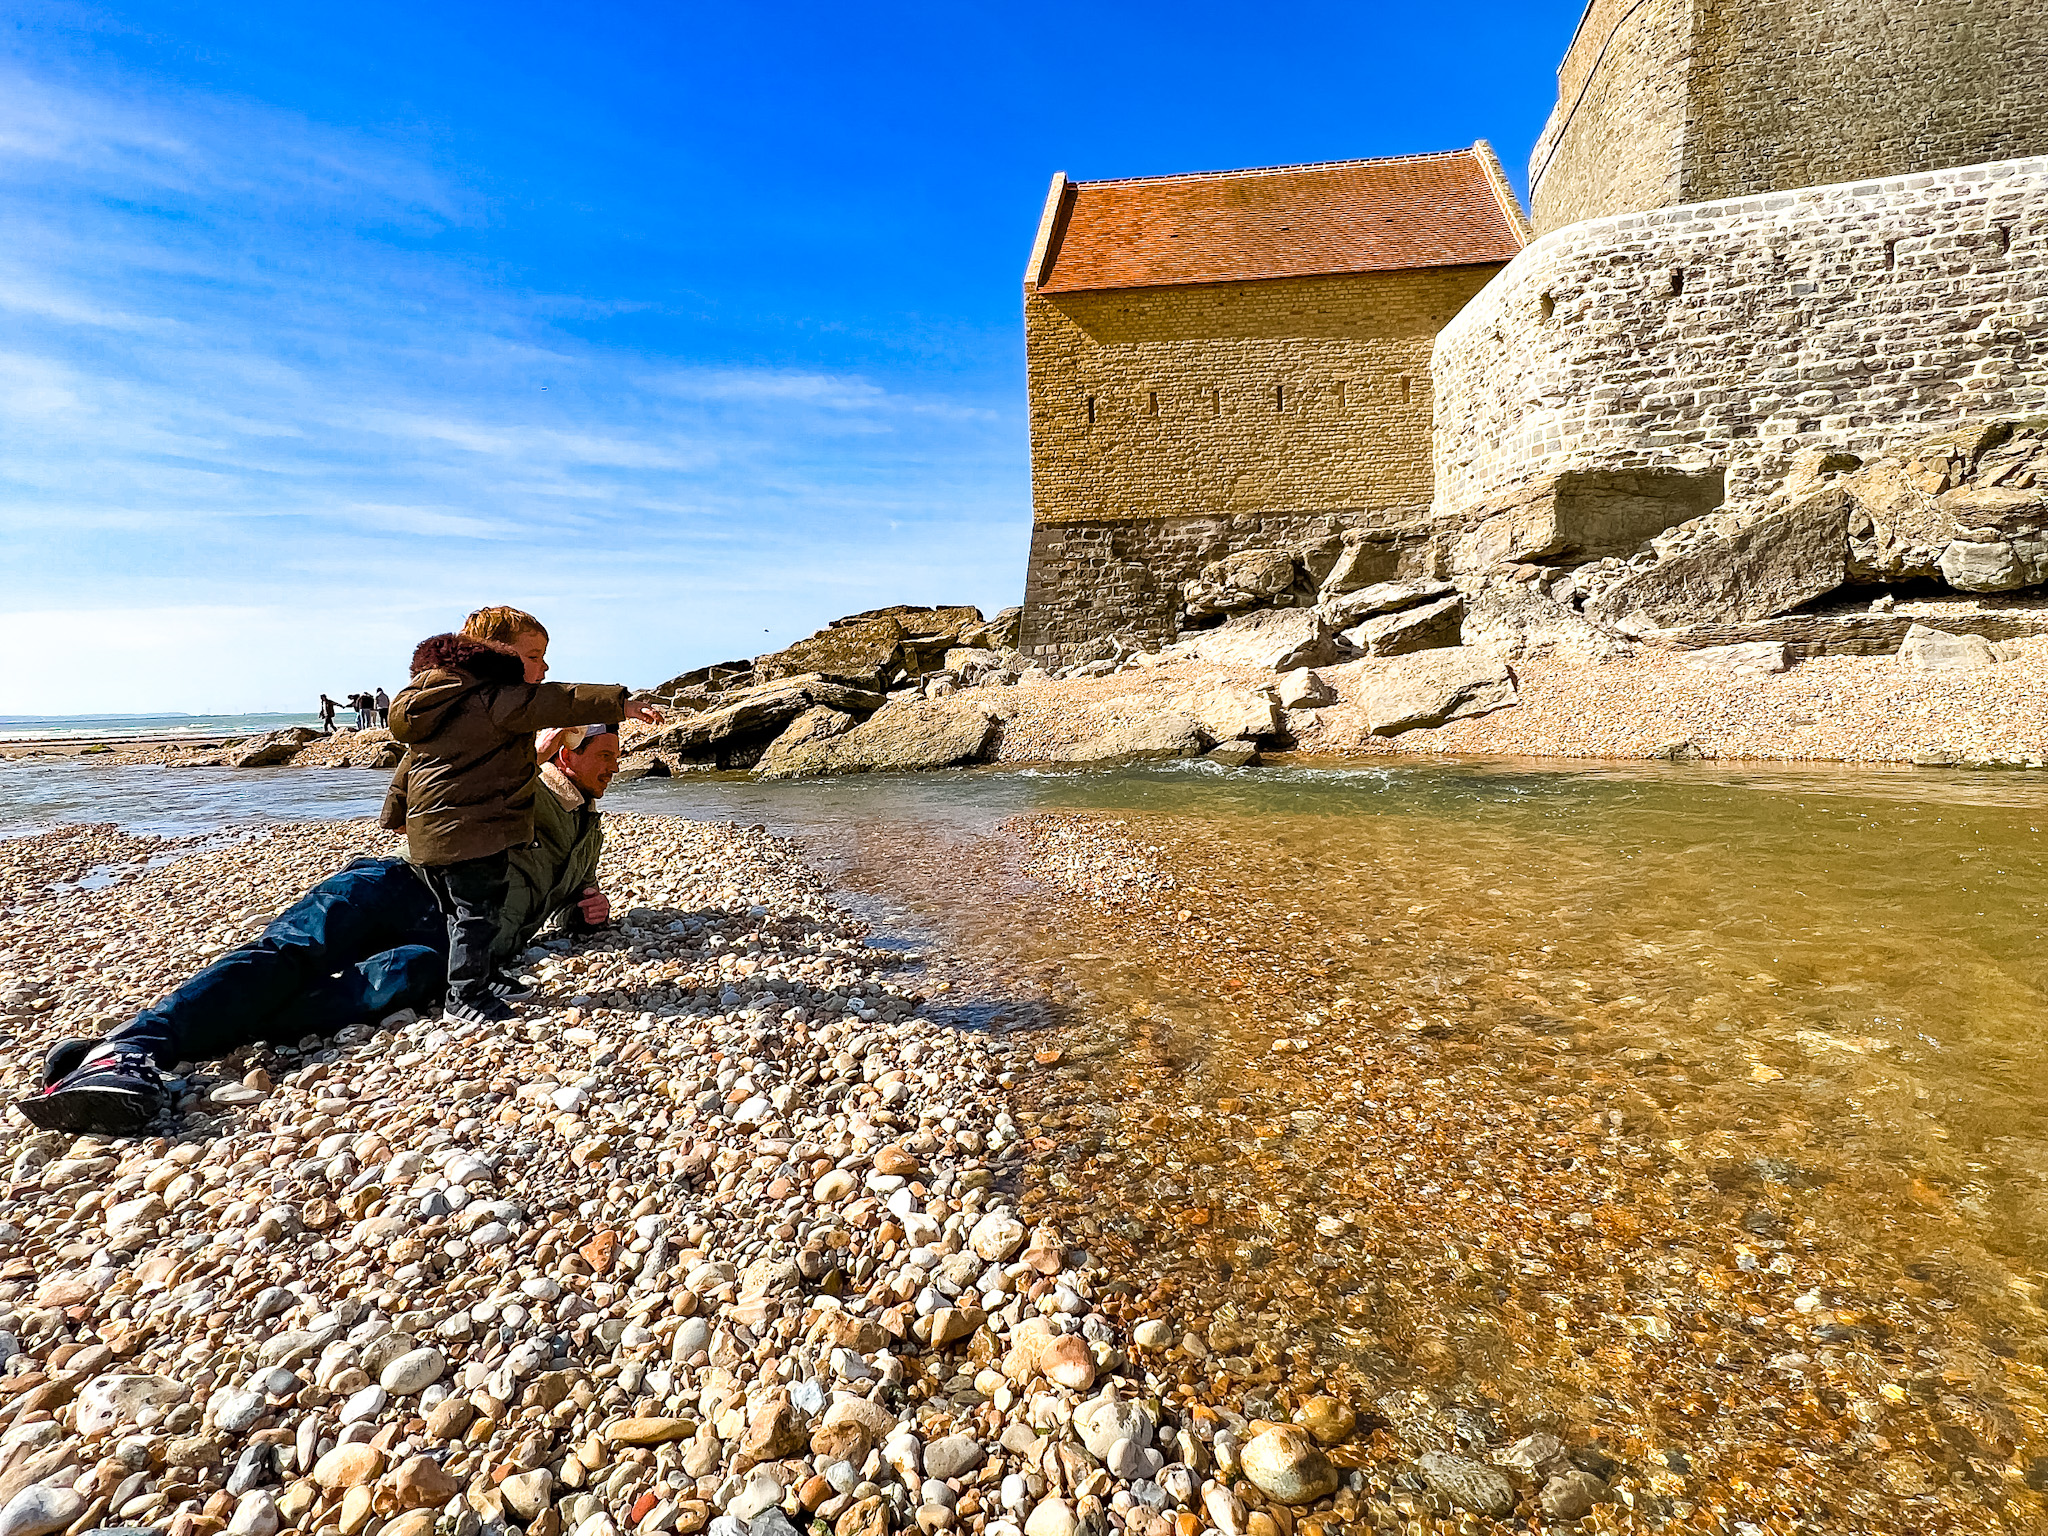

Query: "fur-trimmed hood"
<box><xmin>407</xmin><ymin>632</ymin><xmax>525</xmax><ymax>686</ymax></box>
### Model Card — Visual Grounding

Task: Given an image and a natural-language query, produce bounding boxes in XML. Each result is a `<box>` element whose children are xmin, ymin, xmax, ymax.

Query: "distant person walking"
<box><xmin>318</xmin><ymin>694</ymin><xmax>339</xmax><ymax>734</ymax></box>
<box><xmin>355</xmin><ymin>692</ymin><xmax>374</xmax><ymax>729</ymax></box>
<box><xmin>374</xmin><ymin>687</ymin><xmax>391</xmax><ymax>729</ymax></box>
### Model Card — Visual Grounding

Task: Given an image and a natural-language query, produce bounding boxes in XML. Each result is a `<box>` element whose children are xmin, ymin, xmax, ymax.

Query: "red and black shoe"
<box><xmin>16</xmin><ymin>1046</ymin><xmax>165</xmax><ymax>1135</ymax></box>
<box><xmin>40</xmin><ymin>1037</ymin><xmax>98</xmax><ymax>1087</ymax></box>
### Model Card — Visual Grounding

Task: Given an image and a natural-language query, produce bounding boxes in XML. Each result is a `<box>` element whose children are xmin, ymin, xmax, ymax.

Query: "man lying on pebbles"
<box><xmin>14</xmin><ymin>727</ymin><xmax>629</xmax><ymax>1137</ymax></box>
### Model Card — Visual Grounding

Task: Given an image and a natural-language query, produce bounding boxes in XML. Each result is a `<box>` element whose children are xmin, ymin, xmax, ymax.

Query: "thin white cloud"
<box><xmin>0</xmin><ymin>54</ymin><xmax>1028</xmax><ymax>709</ymax></box>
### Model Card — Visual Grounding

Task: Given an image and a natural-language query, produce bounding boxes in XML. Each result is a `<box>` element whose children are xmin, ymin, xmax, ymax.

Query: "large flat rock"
<box><xmin>1174</xmin><ymin>683</ymin><xmax>1282</xmax><ymax>742</ymax></box>
<box><xmin>1328</xmin><ymin>650</ymin><xmax>1520</xmax><ymax>737</ymax></box>
<box><xmin>754</xmin><ymin>697</ymin><xmax>999</xmax><ymax>779</ymax></box>
<box><xmin>1586</xmin><ymin>489</ymin><xmax>1848</xmax><ymax>630</ymax></box>
<box><xmin>644</xmin><ymin>675</ymin><xmax>885</xmax><ymax>767</ymax></box>
<box><xmin>1343</xmin><ymin>594</ymin><xmax>1465</xmax><ymax>657</ymax></box>
<box><xmin>1058</xmin><ymin>710</ymin><xmax>1207</xmax><ymax>763</ymax></box>
<box><xmin>1178</xmin><ymin>608</ymin><xmax>1345</xmax><ymax>672</ymax></box>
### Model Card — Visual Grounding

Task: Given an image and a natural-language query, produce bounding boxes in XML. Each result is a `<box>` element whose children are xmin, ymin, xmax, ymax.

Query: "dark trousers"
<box><xmin>415</xmin><ymin>851</ymin><xmax>510</xmax><ymax>1004</ymax></box>
<box><xmin>109</xmin><ymin>858</ymin><xmax>447</xmax><ymax>1068</ymax></box>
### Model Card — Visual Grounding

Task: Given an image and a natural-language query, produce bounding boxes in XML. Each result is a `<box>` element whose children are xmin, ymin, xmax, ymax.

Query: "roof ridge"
<box><xmin>1070</xmin><ymin>146</ymin><xmax>1482</xmax><ymax>190</ymax></box>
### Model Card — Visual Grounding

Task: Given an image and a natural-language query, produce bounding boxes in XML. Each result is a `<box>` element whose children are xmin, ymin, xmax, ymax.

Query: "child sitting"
<box><xmin>389</xmin><ymin>606</ymin><xmax>656</xmax><ymax>1025</ymax></box>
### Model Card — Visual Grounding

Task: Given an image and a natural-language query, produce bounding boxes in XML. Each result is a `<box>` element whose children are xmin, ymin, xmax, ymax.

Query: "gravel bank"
<box><xmin>1299</xmin><ymin>640</ymin><xmax>2048</xmax><ymax>765</ymax></box>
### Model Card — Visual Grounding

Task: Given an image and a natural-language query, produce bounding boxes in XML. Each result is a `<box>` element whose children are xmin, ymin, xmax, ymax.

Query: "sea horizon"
<box><xmin>0</xmin><ymin>710</ymin><xmax>330</xmax><ymax>742</ymax></box>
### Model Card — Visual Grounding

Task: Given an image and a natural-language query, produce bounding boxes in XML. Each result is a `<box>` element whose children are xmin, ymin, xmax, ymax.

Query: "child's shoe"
<box><xmin>17</xmin><ymin>1047</ymin><xmax>165</xmax><ymax>1134</ymax></box>
<box><xmin>443</xmin><ymin>992</ymin><xmax>515</xmax><ymax>1027</ymax></box>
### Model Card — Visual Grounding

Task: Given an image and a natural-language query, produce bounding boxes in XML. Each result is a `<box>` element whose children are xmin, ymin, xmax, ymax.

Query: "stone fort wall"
<box><xmin>1020</xmin><ymin>266</ymin><xmax>1499</xmax><ymax>654</ymax></box>
<box><xmin>1433</xmin><ymin>156</ymin><xmax>2048</xmax><ymax>525</ymax></box>
<box><xmin>1531</xmin><ymin>0</ymin><xmax>2048</xmax><ymax>235</ymax></box>
<box><xmin>1527</xmin><ymin>0</ymin><xmax>1692</xmax><ymax>238</ymax></box>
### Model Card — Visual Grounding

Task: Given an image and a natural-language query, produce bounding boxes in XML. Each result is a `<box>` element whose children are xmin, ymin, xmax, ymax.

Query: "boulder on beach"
<box><xmin>755</xmin><ymin>696</ymin><xmax>1001</xmax><ymax>778</ymax></box>
<box><xmin>1897</xmin><ymin>623</ymin><xmax>1999</xmax><ymax>671</ymax></box>
<box><xmin>1177</xmin><ymin>608</ymin><xmax>1347</xmax><ymax>673</ymax></box>
<box><xmin>641</xmin><ymin>675</ymin><xmax>885</xmax><ymax>769</ymax></box>
<box><xmin>226</xmin><ymin>727</ymin><xmax>324</xmax><ymax>769</ymax></box>
<box><xmin>1342</xmin><ymin>593</ymin><xmax>1465</xmax><ymax>657</ymax></box>
<box><xmin>754</xmin><ymin>706</ymin><xmax>858</xmax><ymax>776</ymax></box>
<box><xmin>1585</xmin><ymin>487</ymin><xmax>1849</xmax><ymax>631</ymax></box>
<box><xmin>1327</xmin><ymin>648</ymin><xmax>1520</xmax><ymax>736</ymax></box>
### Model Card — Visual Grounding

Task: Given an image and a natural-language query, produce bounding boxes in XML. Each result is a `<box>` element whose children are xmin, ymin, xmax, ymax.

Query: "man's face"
<box><xmin>511</xmin><ymin>629</ymin><xmax>549</xmax><ymax>684</ymax></box>
<box><xmin>558</xmin><ymin>733</ymin><xmax>621</xmax><ymax>798</ymax></box>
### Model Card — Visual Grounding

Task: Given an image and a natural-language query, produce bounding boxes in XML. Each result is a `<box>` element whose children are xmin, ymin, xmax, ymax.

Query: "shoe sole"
<box><xmin>14</xmin><ymin>1086</ymin><xmax>158</xmax><ymax>1136</ymax></box>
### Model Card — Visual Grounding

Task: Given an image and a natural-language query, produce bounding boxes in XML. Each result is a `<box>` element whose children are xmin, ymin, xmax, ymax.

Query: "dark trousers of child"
<box><xmin>415</xmin><ymin>850</ymin><xmax>511</xmax><ymax>1005</ymax></box>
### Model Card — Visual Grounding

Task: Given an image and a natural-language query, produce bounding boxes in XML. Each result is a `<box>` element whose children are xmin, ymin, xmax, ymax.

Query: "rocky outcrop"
<box><xmin>226</xmin><ymin>727</ymin><xmax>324</xmax><ymax>769</ymax></box>
<box><xmin>640</xmin><ymin>675</ymin><xmax>885</xmax><ymax>770</ymax></box>
<box><xmin>755</xmin><ymin>607</ymin><xmax>987</xmax><ymax>689</ymax></box>
<box><xmin>1898</xmin><ymin>624</ymin><xmax>1999</xmax><ymax>672</ymax></box>
<box><xmin>1342</xmin><ymin>594</ymin><xmax>1465</xmax><ymax>656</ymax></box>
<box><xmin>1326</xmin><ymin>650</ymin><xmax>1520</xmax><ymax>736</ymax></box>
<box><xmin>755</xmin><ymin>698</ymin><xmax>1000</xmax><ymax>779</ymax></box>
<box><xmin>650</xmin><ymin>606</ymin><xmax>1020</xmax><ymax>709</ymax></box>
<box><xmin>1439</xmin><ymin>420</ymin><xmax>2048</xmax><ymax>664</ymax></box>
<box><xmin>1175</xmin><ymin>609</ymin><xmax>1348</xmax><ymax>672</ymax></box>
<box><xmin>1584</xmin><ymin>488</ymin><xmax>1848</xmax><ymax>630</ymax></box>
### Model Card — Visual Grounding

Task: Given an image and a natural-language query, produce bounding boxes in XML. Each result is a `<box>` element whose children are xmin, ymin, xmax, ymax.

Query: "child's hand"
<box><xmin>623</xmin><ymin>700</ymin><xmax>662</xmax><ymax>725</ymax></box>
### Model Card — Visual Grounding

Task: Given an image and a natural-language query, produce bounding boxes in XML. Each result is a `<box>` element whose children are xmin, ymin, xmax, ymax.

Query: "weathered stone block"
<box><xmin>1586</xmin><ymin>488</ymin><xmax>1847</xmax><ymax>629</ymax></box>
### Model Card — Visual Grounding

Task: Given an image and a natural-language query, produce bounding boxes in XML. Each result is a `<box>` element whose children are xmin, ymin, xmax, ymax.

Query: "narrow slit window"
<box><xmin>1148</xmin><ymin>391</ymin><xmax>1159</xmax><ymax>417</ymax></box>
<box><xmin>1539</xmin><ymin>292</ymin><xmax>1556</xmax><ymax>322</ymax></box>
<box><xmin>1334</xmin><ymin>379</ymin><xmax>1347</xmax><ymax>410</ymax></box>
<box><xmin>1085</xmin><ymin>396</ymin><xmax>1096</xmax><ymax>426</ymax></box>
<box><xmin>1275</xmin><ymin>384</ymin><xmax>1285</xmax><ymax>413</ymax></box>
<box><xmin>1884</xmin><ymin>237</ymin><xmax>1900</xmax><ymax>270</ymax></box>
<box><xmin>1399</xmin><ymin>376</ymin><xmax>1413</xmax><ymax>405</ymax></box>
<box><xmin>1996</xmin><ymin>224</ymin><xmax>2012</xmax><ymax>256</ymax></box>
<box><xmin>1208</xmin><ymin>387</ymin><xmax>1220</xmax><ymax>418</ymax></box>
<box><xmin>1669</xmin><ymin>267</ymin><xmax>1685</xmax><ymax>297</ymax></box>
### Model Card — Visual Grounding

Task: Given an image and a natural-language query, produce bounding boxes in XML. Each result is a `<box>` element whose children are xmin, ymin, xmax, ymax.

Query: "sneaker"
<box><xmin>16</xmin><ymin>1047</ymin><xmax>164</xmax><ymax>1135</ymax></box>
<box><xmin>40</xmin><ymin>1036</ymin><xmax>99</xmax><ymax>1088</ymax></box>
<box><xmin>485</xmin><ymin>971</ymin><xmax>537</xmax><ymax>1003</ymax></box>
<box><xmin>442</xmin><ymin>992</ymin><xmax>515</xmax><ymax>1027</ymax></box>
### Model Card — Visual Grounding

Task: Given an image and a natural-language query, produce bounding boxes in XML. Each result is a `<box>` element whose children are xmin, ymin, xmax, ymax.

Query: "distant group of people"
<box><xmin>318</xmin><ymin>689</ymin><xmax>389</xmax><ymax>732</ymax></box>
<box><xmin>20</xmin><ymin>604</ymin><xmax>659</xmax><ymax>1135</ymax></box>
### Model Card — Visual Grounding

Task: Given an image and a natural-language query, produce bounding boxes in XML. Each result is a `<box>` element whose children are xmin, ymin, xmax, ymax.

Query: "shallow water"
<box><xmin>9</xmin><ymin>756</ymin><xmax>2048</xmax><ymax>1520</ymax></box>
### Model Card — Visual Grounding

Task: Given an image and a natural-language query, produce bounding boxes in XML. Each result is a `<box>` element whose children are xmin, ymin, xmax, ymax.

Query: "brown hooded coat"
<box><xmin>386</xmin><ymin>633</ymin><xmax>628</xmax><ymax>865</ymax></box>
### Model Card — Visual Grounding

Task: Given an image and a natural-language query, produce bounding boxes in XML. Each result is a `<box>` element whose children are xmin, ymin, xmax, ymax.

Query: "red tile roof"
<box><xmin>1028</xmin><ymin>146</ymin><xmax>1528</xmax><ymax>295</ymax></box>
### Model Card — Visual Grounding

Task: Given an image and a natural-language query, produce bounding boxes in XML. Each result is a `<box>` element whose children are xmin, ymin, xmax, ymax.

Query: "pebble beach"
<box><xmin>0</xmin><ymin>813</ymin><xmax>1617</xmax><ymax>1536</ymax></box>
<box><xmin>1</xmin><ymin>778</ymin><xmax>2045</xmax><ymax>1536</ymax></box>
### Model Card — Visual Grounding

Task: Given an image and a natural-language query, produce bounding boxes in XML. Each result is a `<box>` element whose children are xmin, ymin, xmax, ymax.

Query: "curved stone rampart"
<box><xmin>1432</xmin><ymin>156</ymin><xmax>2048</xmax><ymax>525</ymax></box>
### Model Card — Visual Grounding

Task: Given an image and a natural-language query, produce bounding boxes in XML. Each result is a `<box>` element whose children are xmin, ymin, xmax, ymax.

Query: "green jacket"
<box><xmin>495</xmin><ymin>763</ymin><xmax>604</xmax><ymax>958</ymax></box>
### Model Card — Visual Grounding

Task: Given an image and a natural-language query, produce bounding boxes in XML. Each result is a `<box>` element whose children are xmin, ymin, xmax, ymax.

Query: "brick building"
<box><xmin>1019</xmin><ymin>147</ymin><xmax>1527</xmax><ymax>659</ymax></box>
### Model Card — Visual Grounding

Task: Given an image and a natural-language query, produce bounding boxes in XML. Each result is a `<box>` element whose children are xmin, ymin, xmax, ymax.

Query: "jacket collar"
<box><xmin>540</xmin><ymin>761</ymin><xmax>589</xmax><ymax>811</ymax></box>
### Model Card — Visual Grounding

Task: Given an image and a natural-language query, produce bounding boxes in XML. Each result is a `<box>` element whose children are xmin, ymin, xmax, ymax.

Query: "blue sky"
<box><xmin>4</xmin><ymin>0</ymin><xmax>1581</xmax><ymax>713</ymax></box>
